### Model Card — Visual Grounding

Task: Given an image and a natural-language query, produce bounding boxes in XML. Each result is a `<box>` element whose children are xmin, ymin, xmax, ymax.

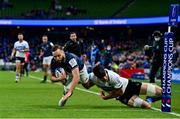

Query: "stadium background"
<box><xmin>0</xmin><ymin>0</ymin><xmax>180</xmax><ymax>118</ymax></box>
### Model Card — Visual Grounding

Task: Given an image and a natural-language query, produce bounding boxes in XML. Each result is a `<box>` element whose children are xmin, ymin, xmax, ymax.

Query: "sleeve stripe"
<box><xmin>71</xmin><ymin>65</ymin><xmax>79</xmax><ymax>71</ymax></box>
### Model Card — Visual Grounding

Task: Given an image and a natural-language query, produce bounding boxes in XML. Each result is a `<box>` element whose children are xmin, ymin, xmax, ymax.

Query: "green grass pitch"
<box><xmin>0</xmin><ymin>71</ymin><xmax>180</xmax><ymax>118</ymax></box>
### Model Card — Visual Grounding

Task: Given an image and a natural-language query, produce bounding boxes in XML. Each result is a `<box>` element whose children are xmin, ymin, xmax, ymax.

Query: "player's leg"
<box><xmin>41</xmin><ymin>57</ymin><xmax>48</xmax><ymax>83</ymax></box>
<box><xmin>116</xmin><ymin>80</ymin><xmax>145</xmax><ymax>108</ymax></box>
<box><xmin>44</xmin><ymin>64</ymin><xmax>48</xmax><ymax>82</ymax></box>
<box><xmin>19</xmin><ymin>57</ymin><xmax>25</xmax><ymax>79</ymax></box>
<box><xmin>149</xmin><ymin>61</ymin><xmax>159</xmax><ymax>83</ymax></box>
<box><xmin>24</xmin><ymin>63</ymin><xmax>28</xmax><ymax>77</ymax></box>
<box><xmin>128</xmin><ymin>95</ymin><xmax>151</xmax><ymax>109</ymax></box>
<box><xmin>20</xmin><ymin>61</ymin><xmax>25</xmax><ymax>77</ymax></box>
<box><xmin>20</xmin><ymin>64</ymin><xmax>24</xmax><ymax>77</ymax></box>
<box><xmin>140</xmin><ymin>83</ymin><xmax>162</xmax><ymax>96</ymax></box>
<box><xmin>41</xmin><ymin>56</ymin><xmax>52</xmax><ymax>83</ymax></box>
<box><xmin>46</xmin><ymin>56</ymin><xmax>53</xmax><ymax>80</ymax></box>
<box><xmin>140</xmin><ymin>83</ymin><xmax>162</xmax><ymax>103</ymax></box>
<box><xmin>15</xmin><ymin>58</ymin><xmax>21</xmax><ymax>83</ymax></box>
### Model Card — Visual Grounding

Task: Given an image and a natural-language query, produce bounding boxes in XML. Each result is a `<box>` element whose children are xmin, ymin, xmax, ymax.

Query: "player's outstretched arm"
<box><xmin>100</xmin><ymin>88</ymin><xmax>123</xmax><ymax>100</ymax></box>
<box><xmin>82</xmin><ymin>80</ymin><xmax>95</xmax><ymax>89</ymax></box>
<box><xmin>63</xmin><ymin>67</ymin><xmax>80</xmax><ymax>101</ymax></box>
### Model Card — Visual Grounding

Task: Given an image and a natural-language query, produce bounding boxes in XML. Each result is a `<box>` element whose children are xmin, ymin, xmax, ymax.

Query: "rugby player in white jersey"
<box><xmin>11</xmin><ymin>33</ymin><xmax>29</xmax><ymax>83</ymax></box>
<box><xmin>83</xmin><ymin>63</ymin><xmax>162</xmax><ymax>109</ymax></box>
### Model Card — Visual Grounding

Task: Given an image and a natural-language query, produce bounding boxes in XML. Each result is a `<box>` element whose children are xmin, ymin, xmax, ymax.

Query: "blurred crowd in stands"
<box><xmin>0</xmin><ymin>0</ymin><xmax>13</xmax><ymax>10</ymax></box>
<box><xmin>22</xmin><ymin>0</ymin><xmax>87</xmax><ymax>19</ymax></box>
<box><xmin>0</xmin><ymin>29</ymin><xmax>179</xmax><ymax>76</ymax></box>
<box><xmin>0</xmin><ymin>0</ymin><xmax>87</xmax><ymax>19</ymax></box>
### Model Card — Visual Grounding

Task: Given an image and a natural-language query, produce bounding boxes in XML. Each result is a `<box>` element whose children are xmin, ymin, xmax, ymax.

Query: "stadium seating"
<box><xmin>0</xmin><ymin>0</ymin><xmax>179</xmax><ymax>19</ymax></box>
<box><xmin>0</xmin><ymin>0</ymin><xmax>126</xmax><ymax>19</ymax></box>
<box><xmin>116</xmin><ymin>0</ymin><xmax>180</xmax><ymax>18</ymax></box>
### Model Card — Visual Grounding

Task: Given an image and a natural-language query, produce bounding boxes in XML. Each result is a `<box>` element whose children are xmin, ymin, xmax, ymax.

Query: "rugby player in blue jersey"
<box><xmin>39</xmin><ymin>35</ymin><xmax>54</xmax><ymax>83</ymax></box>
<box><xmin>50</xmin><ymin>45</ymin><xmax>89</xmax><ymax>107</ymax></box>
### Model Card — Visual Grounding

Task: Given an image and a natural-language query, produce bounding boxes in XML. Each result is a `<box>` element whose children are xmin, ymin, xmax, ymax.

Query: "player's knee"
<box><xmin>132</xmin><ymin>97</ymin><xmax>144</xmax><ymax>108</ymax></box>
<box><xmin>135</xmin><ymin>98</ymin><xmax>151</xmax><ymax>109</ymax></box>
<box><xmin>43</xmin><ymin>66</ymin><xmax>47</xmax><ymax>69</ymax></box>
<box><xmin>156</xmin><ymin>86</ymin><xmax>162</xmax><ymax>96</ymax></box>
<box><xmin>146</xmin><ymin>84</ymin><xmax>156</xmax><ymax>96</ymax></box>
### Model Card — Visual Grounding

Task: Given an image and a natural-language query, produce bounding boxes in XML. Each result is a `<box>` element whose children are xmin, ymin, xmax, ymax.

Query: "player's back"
<box><xmin>89</xmin><ymin>69</ymin><xmax>128</xmax><ymax>93</ymax></box>
<box><xmin>51</xmin><ymin>52</ymin><xmax>84</xmax><ymax>74</ymax></box>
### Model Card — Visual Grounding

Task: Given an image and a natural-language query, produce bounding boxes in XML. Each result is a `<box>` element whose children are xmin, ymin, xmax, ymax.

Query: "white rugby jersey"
<box><xmin>89</xmin><ymin>69</ymin><xmax>128</xmax><ymax>93</ymax></box>
<box><xmin>14</xmin><ymin>40</ymin><xmax>29</xmax><ymax>58</ymax></box>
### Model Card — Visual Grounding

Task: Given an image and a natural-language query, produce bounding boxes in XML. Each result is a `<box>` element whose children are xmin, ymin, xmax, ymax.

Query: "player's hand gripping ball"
<box><xmin>55</xmin><ymin>68</ymin><xmax>67</xmax><ymax>81</ymax></box>
<box><xmin>55</xmin><ymin>68</ymin><xmax>67</xmax><ymax>84</ymax></box>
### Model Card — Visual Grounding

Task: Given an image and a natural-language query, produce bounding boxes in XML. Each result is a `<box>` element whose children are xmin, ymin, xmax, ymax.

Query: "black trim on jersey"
<box><xmin>71</xmin><ymin>65</ymin><xmax>79</xmax><ymax>71</ymax></box>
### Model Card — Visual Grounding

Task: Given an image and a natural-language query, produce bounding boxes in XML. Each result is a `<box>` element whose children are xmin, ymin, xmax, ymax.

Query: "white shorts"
<box><xmin>65</xmin><ymin>65</ymin><xmax>89</xmax><ymax>87</ymax></box>
<box><xmin>43</xmin><ymin>56</ymin><xmax>53</xmax><ymax>65</ymax></box>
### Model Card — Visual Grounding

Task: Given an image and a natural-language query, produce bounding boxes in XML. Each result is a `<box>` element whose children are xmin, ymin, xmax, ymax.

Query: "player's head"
<box><xmin>17</xmin><ymin>33</ymin><xmax>24</xmax><ymax>41</ymax></box>
<box><xmin>70</xmin><ymin>32</ymin><xmax>77</xmax><ymax>42</ymax></box>
<box><xmin>152</xmin><ymin>30</ymin><xmax>162</xmax><ymax>41</ymax></box>
<box><xmin>52</xmin><ymin>45</ymin><xmax>65</xmax><ymax>63</ymax></box>
<box><xmin>42</xmin><ymin>35</ymin><xmax>48</xmax><ymax>43</ymax></box>
<box><xmin>93</xmin><ymin>63</ymin><xmax>108</xmax><ymax>81</ymax></box>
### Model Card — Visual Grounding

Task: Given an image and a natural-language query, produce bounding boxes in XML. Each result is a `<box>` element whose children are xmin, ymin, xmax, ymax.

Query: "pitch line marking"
<box><xmin>7</xmin><ymin>72</ymin><xmax>179</xmax><ymax>117</ymax></box>
<box><xmin>8</xmin><ymin>72</ymin><xmax>180</xmax><ymax>117</ymax></box>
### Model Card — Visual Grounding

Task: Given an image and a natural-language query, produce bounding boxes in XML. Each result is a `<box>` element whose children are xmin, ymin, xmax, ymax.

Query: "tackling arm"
<box><xmin>82</xmin><ymin>80</ymin><xmax>95</xmax><ymax>89</ymax></box>
<box><xmin>100</xmin><ymin>88</ymin><xmax>123</xmax><ymax>100</ymax></box>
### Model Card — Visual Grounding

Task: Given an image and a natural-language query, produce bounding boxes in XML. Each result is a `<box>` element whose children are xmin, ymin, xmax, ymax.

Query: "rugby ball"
<box><xmin>55</xmin><ymin>67</ymin><xmax>65</xmax><ymax>78</ymax></box>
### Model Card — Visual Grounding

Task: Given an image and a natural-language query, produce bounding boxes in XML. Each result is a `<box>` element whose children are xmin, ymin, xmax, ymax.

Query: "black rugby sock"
<box><xmin>44</xmin><ymin>76</ymin><xmax>47</xmax><ymax>81</ymax></box>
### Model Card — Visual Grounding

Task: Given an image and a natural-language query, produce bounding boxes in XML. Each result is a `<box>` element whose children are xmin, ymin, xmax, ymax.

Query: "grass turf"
<box><xmin>0</xmin><ymin>71</ymin><xmax>180</xmax><ymax>118</ymax></box>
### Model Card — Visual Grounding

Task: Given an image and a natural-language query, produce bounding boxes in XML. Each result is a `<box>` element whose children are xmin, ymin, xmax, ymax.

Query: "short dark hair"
<box><xmin>18</xmin><ymin>33</ymin><xmax>23</xmax><ymax>35</ymax></box>
<box><xmin>152</xmin><ymin>30</ymin><xmax>162</xmax><ymax>37</ymax></box>
<box><xmin>93</xmin><ymin>64</ymin><xmax>106</xmax><ymax>79</ymax></box>
<box><xmin>52</xmin><ymin>45</ymin><xmax>63</xmax><ymax>52</ymax></box>
<box><xmin>42</xmin><ymin>34</ymin><xmax>48</xmax><ymax>37</ymax></box>
<box><xmin>70</xmin><ymin>32</ymin><xmax>77</xmax><ymax>35</ymax></box>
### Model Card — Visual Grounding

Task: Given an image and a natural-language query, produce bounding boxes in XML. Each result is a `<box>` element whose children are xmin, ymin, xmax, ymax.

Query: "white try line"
<box><xmin>7</xmin><ymin>72</ymin><xmax>178</xmax><ymax>117</ymax></box>
<box><xmin>2</xmin><ymin>118</ymin><xmax>179</xmax><ymax>119</ymax></box>
<box><xmin>0</xmin><ymin>108</ymin><xmax>150</xmax><ymax>112</ymax></box>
